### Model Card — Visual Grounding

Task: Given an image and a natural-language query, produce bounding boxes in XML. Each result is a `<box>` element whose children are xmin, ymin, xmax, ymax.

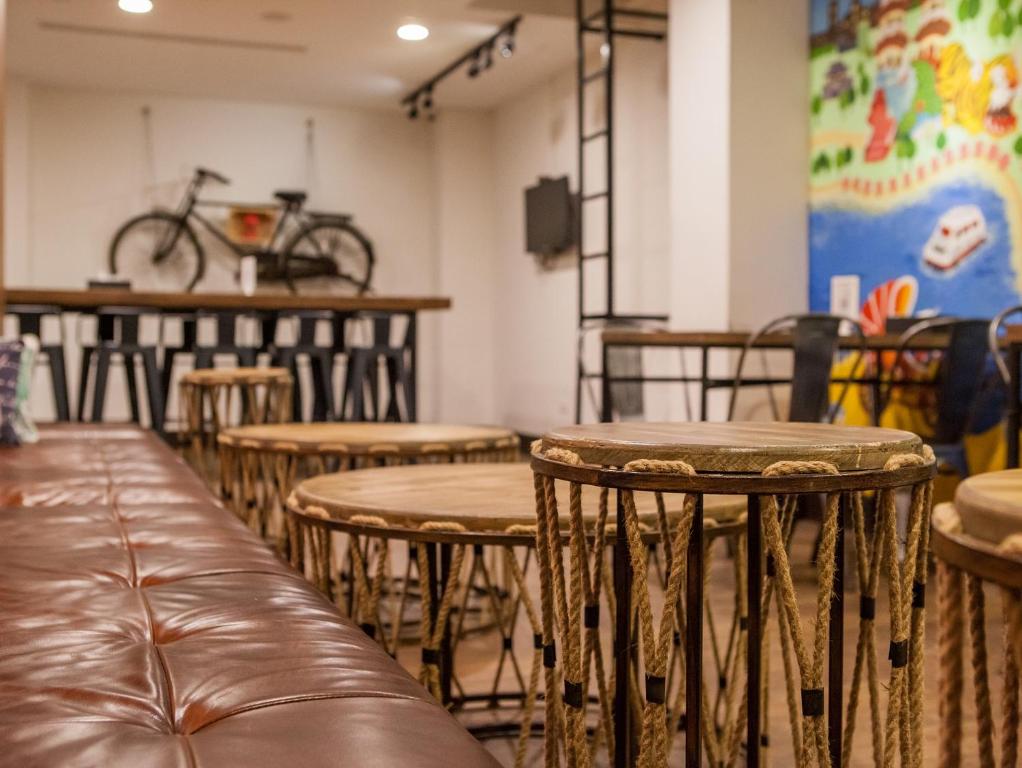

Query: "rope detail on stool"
<box><xmin>415</xmin><ymin>521</ymin><xmax>468</xmax><ymax>702</ymax></box>
<box><xmin>504</xmin><ymin>523</ymin><xmax>551</xmax><ymax>768</ymax></box>
<box><xmin>760</xmin><ymin>459</ymin><xmax>840</xmax><ymax>768</ymax></box>
<box><xmin>620</xmin><ymin>458</ymin><xmax>697</xmax><ymax>768</ymax></box>
<box><xmin>347</xmin><ymin>514</ymin><xmax>390</xmax><ymax>646</ymax></box>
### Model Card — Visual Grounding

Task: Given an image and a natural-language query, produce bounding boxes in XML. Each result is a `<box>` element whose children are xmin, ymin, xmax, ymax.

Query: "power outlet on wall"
<box><xmin>830</xmin><ymin>274</ymin><xmax>860</xmax><ymax>330</ymax></box>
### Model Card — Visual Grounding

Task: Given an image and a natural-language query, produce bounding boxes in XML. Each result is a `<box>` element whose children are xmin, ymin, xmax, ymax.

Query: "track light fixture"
<box><xmin>400</xmin><ymin>15</ymin><xmax>521</xmax><ymax>120</ymax></box>
<box><xmin>499</xmin><ymin>20</ymin><xmax>517</xmax><ymax>59</ymax></box>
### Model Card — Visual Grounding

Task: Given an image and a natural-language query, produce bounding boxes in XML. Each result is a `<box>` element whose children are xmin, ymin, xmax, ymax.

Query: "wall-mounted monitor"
<box><xmin>525</xmin><ymin>176</ymin><xmax>576</xmax><ymax>257</ymax></box>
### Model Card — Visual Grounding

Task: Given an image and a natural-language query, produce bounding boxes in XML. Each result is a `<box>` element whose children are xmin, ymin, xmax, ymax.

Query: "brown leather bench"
<box><xmin>0</xmin><ymin>425</ymin><xmax>499</xmax><ymax>768</ymax></box>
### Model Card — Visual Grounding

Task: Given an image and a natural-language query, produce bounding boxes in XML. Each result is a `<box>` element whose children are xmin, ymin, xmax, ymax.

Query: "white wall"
<box><xmin>8</xmin><ymin>83</ymin><xmax>436</xmax><ymax>295</ymax></box>
<box><xmin>7</xmin><ymin>9</ymin><xmax>809</xmax><ymax>431</ymax></box>
<box><xmin>431</xmin><ymin>110</ymin><xmax>498</xmax><ymax>424</ymax></box>
<box><xmin>492</xmin><ymin>41</ymin><xmax>671</xmax><ymax>434</ymax></box>
<box><xmin>4</xmin><ymin>80</ymin><xmax>495</xmax><ymax>424</ymax></box>
<box><xmin>729</xmin><ymin>0</ymin><xmax>808</xmax><ymax>330</ymax></box>
<box><xmin>668</xmin><ymin>0</ymin><xmax>809</xmax><ymax>420</ymax></box>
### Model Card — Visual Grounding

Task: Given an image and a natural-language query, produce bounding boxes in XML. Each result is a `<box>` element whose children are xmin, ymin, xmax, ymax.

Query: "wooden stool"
<box><xmin>217</xmin><ymin>422</ymin><xmax>519</xmax><ymax>546</ymax></box>
<box><xmin>286</xmin><ymin>462</ymin><xmax>745</xmax><ymax>764</ymax></box>
<box><xmin>178</xmin><ymin>367</ymin><xmax>292</xmax><ymax>490</ymax></box>
<box><xmin>932</xmin><ymin>469</ymin><xmax>1022</xmax><ymax>768</ymax></box>
<box><xmin>532</xmin><ymin>421</ymin><xmax>935</xmax><ymax>768</ymax></box>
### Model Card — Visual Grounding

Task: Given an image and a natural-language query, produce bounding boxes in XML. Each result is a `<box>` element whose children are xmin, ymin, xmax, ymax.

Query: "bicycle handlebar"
<box><xmin>196</xmin><ymin>167</ymin><xmax>230</xmax><ymax>185</ymax></box>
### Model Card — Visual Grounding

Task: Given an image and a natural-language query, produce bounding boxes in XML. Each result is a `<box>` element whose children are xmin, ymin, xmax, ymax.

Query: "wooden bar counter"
<box><xmin>2</xmin><ymin>287</ymin><xmax>451</xmax><ymax>313</ymax></box>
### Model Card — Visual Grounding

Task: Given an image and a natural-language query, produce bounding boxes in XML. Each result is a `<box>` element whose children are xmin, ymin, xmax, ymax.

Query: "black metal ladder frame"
<box><xmin>574</xmin><ymin>0</ymin><xmax>669</xmax><ymax>424</ymax></box>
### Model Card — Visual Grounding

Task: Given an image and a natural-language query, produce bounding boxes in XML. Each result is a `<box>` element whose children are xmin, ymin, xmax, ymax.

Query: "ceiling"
<box><xmin>7</xmin><ymin>0</ymin><xmax>580</xmax><ymax>110</ymax></box>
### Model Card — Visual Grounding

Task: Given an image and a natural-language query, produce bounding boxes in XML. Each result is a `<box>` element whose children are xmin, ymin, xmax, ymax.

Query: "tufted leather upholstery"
<box><xmin>0</xmin><ymin>425</ymin><xmax>499</xmax><ymax>768</ymax></box>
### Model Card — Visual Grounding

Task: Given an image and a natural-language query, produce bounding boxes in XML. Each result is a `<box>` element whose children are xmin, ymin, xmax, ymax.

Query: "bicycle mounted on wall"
<box><xmin>109</xmin><ymin>167</ymin><xmax>375</xmax><ymax>294</ymax></box>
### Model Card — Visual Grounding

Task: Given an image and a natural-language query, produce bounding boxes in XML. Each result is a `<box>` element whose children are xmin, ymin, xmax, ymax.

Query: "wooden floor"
<box><xmin>389</xmin><ymin>520</ymin><xmax>1012</xmax><ymax>767</ymax></box>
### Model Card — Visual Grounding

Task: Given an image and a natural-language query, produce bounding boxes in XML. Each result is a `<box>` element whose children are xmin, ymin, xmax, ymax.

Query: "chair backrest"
<box><xmin>605</xmin><ymin>328</ymin><xmax>645</xmax><ymax>421</ymax></box>
<box><xmin>988</xmin><ymin>305</ymin><xmax>1022</xmax><ymax>386</ymax></box>
<box><xmin>936</xmin><ymin>320</ymin><xmax>991</xmax><ymax>444</ymax></box>
<box><xmin>729</xmin><ymin>313</ymin><xmax>864</xmax><ymax>424</ymax></box>
<box><xmin>789</xmin><ymin>315</ymin><xmax>844</xmax><ymax>422</ymax></box>
<box><xmin>882</xmin><ymin>317</ymin><xmax>990</xmax><ymax>444</ymax></box>
<box><xmin>196</xmin><ymin>310</ymin><xmax>252</xmax><ymax>346</ymax></box>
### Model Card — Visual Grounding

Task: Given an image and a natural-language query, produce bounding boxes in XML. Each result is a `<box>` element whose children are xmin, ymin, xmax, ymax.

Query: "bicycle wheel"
<box><xmin>109</xmin><ymin>212</ymin><xmax>204</xmax><ymax>292</ymax></box>
<box><xmin>282</xmin><ymin>219</ymin><xmax>374</xmax><ymax>294</ymax></box>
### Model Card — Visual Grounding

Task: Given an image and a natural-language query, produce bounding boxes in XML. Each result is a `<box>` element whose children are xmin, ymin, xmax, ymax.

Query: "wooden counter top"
<box><xmin>600</xmin><ymin>328</ymin><xmax>958</xmax><ymax>351</ymax></box>
<box><xmin>2</xmin><ymin>287</ymin><xmax>451</xmax><ymax>313</ymax></box>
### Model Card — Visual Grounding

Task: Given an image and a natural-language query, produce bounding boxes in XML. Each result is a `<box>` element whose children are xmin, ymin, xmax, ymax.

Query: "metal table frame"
<box><xmin>598</xmin><ymin>329</ymin><xmax>955</xmax><ymax>424</ymax></box>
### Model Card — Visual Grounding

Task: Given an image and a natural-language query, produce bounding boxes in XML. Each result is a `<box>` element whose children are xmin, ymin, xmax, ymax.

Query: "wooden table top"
<box><xmin>218</xmin><ymin>422</ymin><xmax>518</xmax><ymax>454</ymax></box>
<box><xmin>2</xmin><ymin>287</ymin><xmax>451</xmax><ymax>313</ymax></box>
<box><xmin>600</xmin><ymin>328</ymin><xmax>957</xmax><ymax>351</ymax></box>
<box><xmin>954</xmin><ymin>469</ymin><xmax>1022</xmax><ymax>545</ymax></box>
<box><xmin>291</xmin><ymin>463</ymin><xmax>744</xmax><ymax>534</ymax></box>
<box><xmin>181</xmin><ymin>367</ymin><xmax>291</xmax><ymax>385</ymax></box>
<box><xmin>540</xmin><ymin>421</ymin><xmax>923</xmax><ymax>472</ymax></box>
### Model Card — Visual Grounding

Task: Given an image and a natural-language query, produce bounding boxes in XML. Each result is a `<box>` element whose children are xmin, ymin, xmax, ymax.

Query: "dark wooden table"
<box><xmin>2</xmin><ymin>287</ymin><xmax>451</xmax><ymax>313</ymax></box>
<box><xmin>2</xmin><ymin>287</ymin><xmax>452</xmax><ymax>425</ymax></box>
<box><xmin>599</xmin><ymin>328</ymin><xmax>957</xmax><ymax>423</ymax></box>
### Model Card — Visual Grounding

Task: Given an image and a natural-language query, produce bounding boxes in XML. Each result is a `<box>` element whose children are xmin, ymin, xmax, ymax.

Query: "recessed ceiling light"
<box><xmin>397</xmin><ymin>23</ymin><xmax>429</xmax><ymax>42</ymax></box>
<box><xmin>118</xmin><ymin>0</ymin><xmax>153</xmax><ymax>13</ymax></box>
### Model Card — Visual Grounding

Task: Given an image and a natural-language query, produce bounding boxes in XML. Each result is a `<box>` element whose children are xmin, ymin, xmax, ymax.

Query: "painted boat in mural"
<box><xmin>922</xmin><ymin>204</ymin><xmax>987</xmax><ymax>271</ymax></box>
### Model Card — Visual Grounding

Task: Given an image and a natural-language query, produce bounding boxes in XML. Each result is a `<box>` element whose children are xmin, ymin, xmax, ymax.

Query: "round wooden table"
<box><xmin>532</xmin><ymin>421</ymin><xmax>935</xmax><ymax>768</ymax></box>
<box><xmin>932</xmin><ymin>470</ymin><xmax>1022</xmax><ymax>767</ymax></box>
<box><xmin>288</xmin><ymin>461</ymin><xmax>745</xmax><ymax>757</ymax></box>
<box><xmin>293</xmin><ymin>462</ymin><xmax>744</xmax><ymax>544</ymax></box>
<box><xmin>178</xmin><ymin>366</ymin><xmax>292</xmax><ymax>490</ymax></box>
<box><xmin>217</xmin><ymin>422</ymin><xmax>518</xmax><ymax>544</ymax></box>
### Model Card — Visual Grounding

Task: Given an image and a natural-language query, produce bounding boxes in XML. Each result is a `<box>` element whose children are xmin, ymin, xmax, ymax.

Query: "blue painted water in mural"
<box><xmin>809</xmin><ymin>180</ymin><xmax>1020</xmax><ymax>317</ymax></box>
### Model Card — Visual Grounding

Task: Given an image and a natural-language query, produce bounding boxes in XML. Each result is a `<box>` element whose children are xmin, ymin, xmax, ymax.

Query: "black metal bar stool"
<box><xmin>272</xmin><ymin>309</ymin><xmax>336</xmax><ymax>422</ymax></box>
<box><xmin>158</xmin><ymin>310</ymin><xmax>199</xmax><ymax>412</ymax></box>
<box><xmin>4</xmin><ymin>304</ymin><xmax>71</xmax><ymax>421</ymax></box>
<box><xmin>340</xmin><ymin>312</ymin><xmax>414</xmax><ymax>422</ymax></box>
<box><xmin>159</xmin><ymin>310</ymin><xmax>261</xmax><ymax>429</ymax></box>
<box><xmin>192</xmin><ymin>310</ymin><xmax>259</xmax><ymax>369</ymax></box>
<box><xmin>77</xmin><ymin>306</ymin><xmax>164</xmax><ymax>431</ymax></box>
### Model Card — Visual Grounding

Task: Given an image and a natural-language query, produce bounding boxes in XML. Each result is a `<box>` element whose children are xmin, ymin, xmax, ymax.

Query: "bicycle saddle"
<box><xmin>274</xmin><ymin>190</ymin><xmax>307</xmax><ymax>206</ymax></box>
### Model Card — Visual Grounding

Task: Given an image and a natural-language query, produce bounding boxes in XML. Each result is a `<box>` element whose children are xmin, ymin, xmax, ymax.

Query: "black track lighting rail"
<box><xmin>400</xmin><ymin>15</ymin><xmax>521</xmax><ymax>119</ymax></box>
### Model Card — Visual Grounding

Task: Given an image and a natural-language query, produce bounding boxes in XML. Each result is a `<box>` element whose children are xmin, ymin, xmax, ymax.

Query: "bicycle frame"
<box><xmin>140</xmin><ymin>169</ymin><xmax>364</xmax><ymax>289</ymax></box>
<box><xmin>170</xmin><ymin>173</ymin><xmax>302</xmax><ymax>262</ymax></box>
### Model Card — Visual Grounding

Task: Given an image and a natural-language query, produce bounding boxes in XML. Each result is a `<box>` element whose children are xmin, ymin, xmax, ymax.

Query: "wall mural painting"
<box><xmin>809</xmin><ymin>0</ymin><xmax>1022</xmax><ymax>327</ymax></box>
<box><xmin>810</xmin><ymin>0</ymin><xmax>1021</xmax><ymax>466</ymax></box>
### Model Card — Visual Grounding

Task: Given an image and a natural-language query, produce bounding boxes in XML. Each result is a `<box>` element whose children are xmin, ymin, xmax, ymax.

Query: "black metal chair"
<box><xmin>4</xmin><ymin>304</ymin><xmax>71</xmax><ymax>421</ymax></box>
<box><xmin>728</xmin><ymin>313</ymin><xmax>866</xmax><ymax>564</ymax></box>
<box><xmin>594</xmin><ymin>318</ymin><xmax>684</xmax><ymax>422</ymax></box>
<box><xmin>339</xmin><ymin>313</ymin><xmax>414</xmax><ymax>422</ymax></box>
<box><xmin>989</xmin><ymin>305</ymin><xmax>1022</xmax><ymax>387</ymax></box>
<box><xmin>192</xmin><ymin>310</ymin><xmax>259</xmax><ymax>369</ymax></box>
<box><xmin>880</xmin><ymin>317</ymin><xmax>991</xmax><ymax>477</ymax></box>
<box><xmin>271</xmin><ymin>310</ymin><xmax>336</xmax><ymax>421</ymax></box>
<box><xmin>728</xmin><ymin>313</ymin><xmax>866</xmax><ymax>423</ymax></box>
<box><xmin>77</xmin><ymin>307</ymin><xmax>164</xmax><ymax>431</ymax></box>
<box><xmin>159</xmin><ymin>310</ymin><xmax>260</xmax><ymax>423</ymax></box>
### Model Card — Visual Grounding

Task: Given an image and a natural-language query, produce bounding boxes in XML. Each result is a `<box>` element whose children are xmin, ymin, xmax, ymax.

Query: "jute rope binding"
<box><xmin>936</xmin><ymin>504</ymin><xmax>1022</xmax><ymax>768</ymax></box>
<box><xmin>180</xmin><ymin>372</ymin><xmax>292</xmax><ymax>493</ymax></box>
<box><xmin>533</xmin><ymin>443</ymin><xmax>935</xmax><ymax>768</ymax></box>
<box><xmin>533</xmin><ymin>447</ymin><xmax>744</xmax><ymax>768</ymax></box>
<box><xmin>416</xmin><ymin>520</ymin><xmax>468</xmax><ymax>701</ymax></box>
